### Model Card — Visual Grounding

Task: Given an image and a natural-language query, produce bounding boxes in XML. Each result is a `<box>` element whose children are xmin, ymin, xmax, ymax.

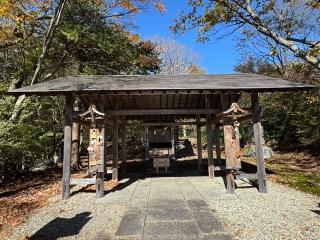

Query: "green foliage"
<box><xmin>0</xmin><ymin>94</ymin><xmax>64</xmax><ymax>179</ymax></box>
<box><xmin>0</xmin><ymin>0</ymin><xmax>161</xmax><ymax>180</ymax></box>
<box><xmin>51</xmin><ymin>0</ymin><xmax>160</xmax><ymax>75</ymax></box>
<box><xmin>235</xmin><ymin>59</ymin><xmax>320</xmax><ymax>147</ymax></box>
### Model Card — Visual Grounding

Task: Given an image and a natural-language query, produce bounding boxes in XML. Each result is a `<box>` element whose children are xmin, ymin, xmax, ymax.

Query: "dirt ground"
<box><xmin>0</xmin><ymin>170</ymin><xmax>61</xmax><ymax>237</ymax></box>
<box><xmin>0</xmin><ymin>169</ymin><xmax>117</xmax><ymax>238</ymax></box>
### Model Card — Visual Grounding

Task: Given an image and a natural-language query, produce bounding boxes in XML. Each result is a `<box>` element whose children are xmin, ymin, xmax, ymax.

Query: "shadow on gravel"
<box><xmin>311</xmin><ymin>203</ymin><xmax>320</xmax><ymax>215</ymax></box>
<box><xmin>69</xmin><ymin>174</ymin><xmax>141</xmax><ymax>197</ymax></box>
<box><xmin>29</xmin><ymin>212</ymin><xmax>92</xmax><ymax>240</ymax></box>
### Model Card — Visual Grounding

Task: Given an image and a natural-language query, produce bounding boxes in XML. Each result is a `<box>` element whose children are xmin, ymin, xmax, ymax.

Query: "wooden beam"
<box><xmin>252</xmin><ymin>92</ymin><xmax>267</xmax><ymax>193</ymax></box>
<box><xmin>235</xmin><ymin>173</ymin><xmax>258</xmax><ymax>181</ymax></box>
<box><xmin>62</xmin><ymin>95</ymin><xmax>73</xmax><ymax>199</ymax></box>
<box><xmin>70</xmin><ymin>177</ymin><xmax>96</xmax><ymax>186</ymax></box>
<box><xmin>125</xmin><ymin>121</ymin><xmax>200</xmax><ymax>127</ymax></box>
<box><xmin>106</xmin><ymin>108</ymin><xmax>220</xmax><ymax>116</ymax></box>
<box><xmin>112</xmin><ymin>116</ymin><xmax>119</xmax><ymax>183</ymax></box>
<box><xmin>196</xmin><ymin>115</ymin><xmax>202</xmax><ymax>172</ymax></box>
<box><xmin>73</xmin><ymin>113</ymin><xmax>114</xmax><ymax>126</ymax></box>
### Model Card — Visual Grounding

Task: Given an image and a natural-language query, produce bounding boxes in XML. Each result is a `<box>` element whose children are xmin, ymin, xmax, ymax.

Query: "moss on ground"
<box><xmin>241</xmin><ymin>157</ymin><xmax>320</xmax><ymax>197</ymax></box>
<box><xmin>266</xmin><ymin>163</ymin><xmax>320</xmax><ymax>196</ymax></box>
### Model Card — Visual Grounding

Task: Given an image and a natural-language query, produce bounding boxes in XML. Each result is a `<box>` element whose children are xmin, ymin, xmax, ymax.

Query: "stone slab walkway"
<box><xmin>114</xmin><ymin>176</ymin><xmax>234</xmax><ymax>240</ymax></box>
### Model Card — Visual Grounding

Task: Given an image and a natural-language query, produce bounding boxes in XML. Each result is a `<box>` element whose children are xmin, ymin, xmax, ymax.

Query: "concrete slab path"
<box><xmin>114</xmin><ymin>176</ymin><xmax>234</xmax><ymax>240</ymax></box>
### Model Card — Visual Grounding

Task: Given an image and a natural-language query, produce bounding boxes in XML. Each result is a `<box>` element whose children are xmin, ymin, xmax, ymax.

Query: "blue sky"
<box><xmin>133</xmin><ymin>1</ymin><xmax>241</xmax><ymax>73</ymax></box>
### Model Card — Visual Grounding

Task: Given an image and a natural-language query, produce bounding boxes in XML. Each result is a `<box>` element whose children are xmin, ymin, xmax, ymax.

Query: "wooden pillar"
<box><xmin>224</xmin><ymin>127</ymin><xmax>235</xmax><ymax>193</ymax></box>
<box><xmin>71</xmin><ymin>98</ymin><xmax>81</xmax><ymax>170</ymax></box>
<box><xmin>121</xmin><ymin>125</ymin><xmax>127</xmax><ymax>174</ymax></box>
<box><xmin>252</xmin><ymin>92</ymin><xmax>267</xmax><ymax>193</ymax></box>
<box><xmin>214</xmin><ymin>123</ymin><xmax>221</xmax><ymax>165</ymax></box>
<box><xmin>205</xmin><ymin>95</ymin><xmax>214</xmax><ymax>178</ymax></box>
<box><xmin>221</xmin><ymin>93</ymin><xmax>235</xmax><ymax>194</ymax></box>
<box><xmin>196</xmin><ymin>115</ymin><xmax>202</xmax><ymax>172</ymax></box>
<box><xmin>96</xmin><ymin>118</ymin><xmax>106</xmax><ymax>198</ymax></box>
<box><xmin>112</xmin><ymin>116</ymin><xmax>119</xmax><ymax>182</ymax></box>
<box><xmin>62</xmin><ymin>95</ymin><xmax>73</xmax><ymax>199</ymax></box>
<box><xmin>206</xmin><ymin>117</ymin><xmax>214</xmax><ymax>178</ymax></box>
<box><xmin>170</xmin><ymin>127</ymin><xmax>175</xmax><ymax>158</ymax></box>
<box><xmin>71</xmin><ymin>122</ymin><xmax>80</xmax><ymax>169</ymax></box>
<box><xmin>144</xmin><ymin>127</ymin><xmax>149</xmax><ymax>160</ymax></box>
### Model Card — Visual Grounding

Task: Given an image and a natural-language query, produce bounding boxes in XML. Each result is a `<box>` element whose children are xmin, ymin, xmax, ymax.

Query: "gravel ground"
<box><xmin>8</xmin><ymin>179</ymin><xmax>137</xmax><ymax>240</ymax></box>
<box><xmin>7</xmin><ymin>175</ymin><xmax>320</xmax><ymax>240</ymax></box>
<box><xmin>206</xmin><ymin>180</ymin><xmax>320</xmax><ymax>240</ymax></box>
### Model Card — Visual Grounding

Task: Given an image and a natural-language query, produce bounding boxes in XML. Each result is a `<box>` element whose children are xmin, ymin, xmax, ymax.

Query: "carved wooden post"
<box><xmin>112</xmin><ymin>116</ymin><xmax>119</xmax><ymax>182</ymax></box>
<box><xmin>221</xmin><ymin>94</ymin><xmax>235</xmax><ymax>194</ymax></box>
<box><xmin>214</xmin><ymin>123</ymin><xmax>221</xmax><ymax>166</ymax></box>
<box><xmin>224</xmin><ymin>122</ymin><xmax>236</xmax><ymax>194</ymax></box>
<box><xmin>196</xmin><ymin>115</ymin><xmax>202</xmax><ymax>172</ymax></box>
<box><xmin>96</xmin><ymin>118</ymin><xmax>106</xmax><ymax>198</ymax></box>
<box><xmin>71</xmin><ymin>98</ymin><xmax>80</xmax><ymax>170</ymax></box>
<box><xmin>62</xmin><ymin>95</ymin><xmax>73</xmax><ymax>199</ymax></box>
<box><xmin>252</xmin><ymin>92</ymin><xmax>267</xmax><ymax>193</ymax></box>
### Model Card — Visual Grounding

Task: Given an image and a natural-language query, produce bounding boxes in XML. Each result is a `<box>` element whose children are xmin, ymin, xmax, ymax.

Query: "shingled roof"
<box><xmin>7</xmin><ymin>73</ymin><xmax>314</xmax><ymax>96</ymax></box>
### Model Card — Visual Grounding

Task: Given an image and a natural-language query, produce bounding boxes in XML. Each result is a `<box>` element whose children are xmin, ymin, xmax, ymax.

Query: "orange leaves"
<box><xmin>116</xmin><ymin>0</ymin><xmax>165</xmax><ymax>13</ymax></box>
<box><xmin>154</xmin><ymin>2</ymin><xmax>165</xmax><ymax>12</ymax></box>
<box><xmin>0</xmin><ymin>0</ymin><xmax>14</xmax><ymax>17</ymax></box>
<box><xmin>0</xmin><ymin>170</ymin><xmax>62</xmax><ymax>238</ymax></box>
<box><xmin>128</xmin><ymin>33</ymin><xmax>140</xmax><ymax>42</ymax></box>
<box><xmin>119</xmin><ymin>0</ymin><xmax>138</xmax><ymax>11</ymax></box>
<box><xmin>0</xmin><ymin>0</ymin><xmax>50</xmax><ymax>22</ymax></box>
<box><xmin>0</xmin><ymin>0</ymin><xmax>51</xmax><ymax>45</ymax></box>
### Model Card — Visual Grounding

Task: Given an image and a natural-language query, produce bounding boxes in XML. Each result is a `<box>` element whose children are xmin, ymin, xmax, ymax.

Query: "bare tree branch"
<box><xmin>224</xmin><ymin>0</ymin><xmax>320</xmax><ymax>69</ymax></box>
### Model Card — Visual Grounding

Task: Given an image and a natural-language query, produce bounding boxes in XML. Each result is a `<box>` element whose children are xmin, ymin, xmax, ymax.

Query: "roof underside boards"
<box><xmin>7</xmin><ymin>73</ymin><xmax>314</xmax><ymax>96</ymax></box>
<box><xmin>78</xmin><ymin>93</ymin><xmax>222</xmax><ymax>122</ymax></box>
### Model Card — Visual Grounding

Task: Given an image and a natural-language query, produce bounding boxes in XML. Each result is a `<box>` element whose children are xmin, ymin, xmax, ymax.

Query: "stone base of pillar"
<box><xmin>96</xmin><ymin>172</ymin><xmax>104</xmax><ymax>198</ymax></box>
<box><xmin>112</xmin><ymin>168</ymin><xmax>118</xmax><ymax>183</ymax></box>
<box><xmin>226</xmin><ymin>170</ymin><xmax>235</xmax><ymax>194</ymax></box>
<box><xmin>208</xmin><ymin>165</ymin><xmax>214</xmax><ymax>178</ymax></box>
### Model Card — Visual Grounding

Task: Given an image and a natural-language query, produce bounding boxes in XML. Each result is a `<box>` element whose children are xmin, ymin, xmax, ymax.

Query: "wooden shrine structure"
<box><xmin>8</xmin><ymin>73</ymin><xmax>314</xmax><ymax>199</ymax></box>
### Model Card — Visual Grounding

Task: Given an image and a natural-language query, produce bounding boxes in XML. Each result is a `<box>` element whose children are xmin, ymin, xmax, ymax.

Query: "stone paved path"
<box><xmin>114</xmin><ymin>176</ymin><xmax>234</xmax><ymax>240</ymax></box>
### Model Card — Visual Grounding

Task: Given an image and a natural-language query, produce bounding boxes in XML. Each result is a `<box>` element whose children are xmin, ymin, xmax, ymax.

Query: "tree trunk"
<box><xmin>9</xmin><ymin>0</ymin><xmax>67</xmax><ymax>121</ymax></box>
